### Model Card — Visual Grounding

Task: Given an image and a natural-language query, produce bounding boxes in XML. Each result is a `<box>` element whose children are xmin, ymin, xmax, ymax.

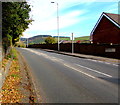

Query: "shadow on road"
<box><xmin>98</xmin><ymin>77</ymin><xmax>120</xmax><ymax>85</ymax></box>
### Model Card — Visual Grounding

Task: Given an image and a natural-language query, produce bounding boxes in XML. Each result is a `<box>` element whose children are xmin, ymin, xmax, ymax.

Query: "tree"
<box><xmin>45</xmin><ymin>37</ymin><xmax>56</xmax><ymax>44</ymax></box>
<box><xmin>2</xmin><ymin>2</ymin><xmax>32</xmax><ymax>51</ymax></box>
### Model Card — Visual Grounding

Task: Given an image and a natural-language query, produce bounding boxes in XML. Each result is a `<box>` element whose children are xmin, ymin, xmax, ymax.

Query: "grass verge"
<box><xmin>1</xmin><ymin>48</ymin><xmax>24</xmax><ymax>103</ymax></box>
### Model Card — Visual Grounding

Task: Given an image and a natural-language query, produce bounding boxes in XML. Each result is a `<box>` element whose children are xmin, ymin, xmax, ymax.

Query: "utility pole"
<box><xmin>26</xmin><ymin>38</ymin><xmax>28</xmax><ymax>48</ymax></box>
<box><xmin>51</xmin><ymin>2</ymin><xmax>60</xmax><ymax>51</ymax></box>
<box><xmin>72</xmin><ymin>33</ymin><xmax>74</xmax><ymax>54</ymax></box>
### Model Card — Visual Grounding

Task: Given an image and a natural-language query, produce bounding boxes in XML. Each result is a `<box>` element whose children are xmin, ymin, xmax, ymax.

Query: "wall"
<box><xmin>28</xmin><ymin>43</ymin><xmax>120</xmax><ymax>59</ymax></box>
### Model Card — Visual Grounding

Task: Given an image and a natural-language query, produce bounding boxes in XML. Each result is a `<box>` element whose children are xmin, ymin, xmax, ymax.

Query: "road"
<box><xmin>17</xmin><ymin>48</ymin><xmax>119</xmax><ymax>103</ymax></box>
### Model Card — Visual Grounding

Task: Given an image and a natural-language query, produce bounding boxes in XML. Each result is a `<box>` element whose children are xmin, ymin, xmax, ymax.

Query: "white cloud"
<box><xmin>23</xmin><ymin>0</ymin><xmax>87</xmax><ymax>38</ymax></box>
<box><xmin>25</xmin><ymin>10</ymin><xmax>85</xmax><ymax>32</ymax></box>
<box><xmin>31</xmin><ymin>10</ymin><xmax>85</xmax><ymax>28</ymax></box>
<box><xmin>23</xmin><ymin>0</ymin><xmax>119</xmax><ymax>38</ymax></box>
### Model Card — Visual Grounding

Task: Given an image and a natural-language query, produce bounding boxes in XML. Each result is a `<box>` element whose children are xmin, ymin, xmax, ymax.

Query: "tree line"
<box><xmin>2</xmin><ymin>2</ymin><xmax>32</xmax><ymax>52</ymax></box>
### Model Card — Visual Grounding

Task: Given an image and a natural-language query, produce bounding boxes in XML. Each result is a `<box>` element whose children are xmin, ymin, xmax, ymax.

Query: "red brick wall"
<box><xmin>93</xmin><ymin>16</ymin><xmax>120</xmax><ymax>44</ymax></box>
<box><xmin>29</xmin><ymin>43</ymin><xmax>120</xmax><ymax>59</ymax></box>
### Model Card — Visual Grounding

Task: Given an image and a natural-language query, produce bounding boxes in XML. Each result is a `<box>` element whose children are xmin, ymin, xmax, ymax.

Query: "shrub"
<box><xmin>15</xmin><ymin>41</ymin><xmax>26</xmax><ymax>48</ymax></box>
<box><xmin>45</xmin><ymin>37</ymin><xmax>56</xmax><ymax>44</ymax></box>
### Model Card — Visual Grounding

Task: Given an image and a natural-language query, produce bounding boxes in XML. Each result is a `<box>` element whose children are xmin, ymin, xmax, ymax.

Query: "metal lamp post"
<box><xmin>51</xmin><ymin>2</ymin><xmax>60</xmax><ymax>51</ymax></box>
<box><xmin>26</xmin><ymin>38</ymin><xmax>28</xmax><ymax>48</ymax></box>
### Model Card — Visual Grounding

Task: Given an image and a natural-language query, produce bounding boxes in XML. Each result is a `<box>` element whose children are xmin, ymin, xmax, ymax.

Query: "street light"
<box><xmin>51</xmin><ymin>2</ymin><xmax>60</xmax><ymax>51</ymax></box>
<box><xmin>26</xmin><ymin>38</ymin><xmax>28</xmax><ymax>48</ymax></box>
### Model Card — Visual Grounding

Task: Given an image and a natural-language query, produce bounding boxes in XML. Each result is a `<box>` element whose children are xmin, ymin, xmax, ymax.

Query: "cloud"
<box><xmin>23</xmin><ymin>0</ymin><xmax>119</xmax><ymax>38</ymax></box>
<box><xmin>104</xmin><ymin>3</ymin><xmax>118</xmax><ymax>13</ymax></box>
<box><xmin>24</xmin><ymin>0</ymin><xmax>87</xmax><ymax>34</ymax></box>
<box><xmin>25</xmin><ymin>10</ymin><xmax>86</xmax><ymax>33</ymax></box>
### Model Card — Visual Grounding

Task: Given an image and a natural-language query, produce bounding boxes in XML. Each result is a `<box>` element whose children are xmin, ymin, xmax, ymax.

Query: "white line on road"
<box><xmin>86</xmin><ymin>58</ymin><xmax>118</xmax><ymax>67</ymax></box>
<box><xmin>112</xmin><ymin>64</ymin><xmax>119</xmax><ymax>66</ymax></box>
<box><xmin>24</xmin><ymin>48</ymin><xmax>64</xmax><ymax>63</ymax></box>
<box><xmin>75</xmin><ymin>64</ymin><xmax>112</xmax><ymax>78</ymax></box>
<box><xmin>104</xmin><ymin>62</ymin><xmax>111</xmax><ymax>65</ymax></box>
<box><xmin>64</xmin><ymin>64</ymin><xmax>96</xmax><ymax>79</ymax></box>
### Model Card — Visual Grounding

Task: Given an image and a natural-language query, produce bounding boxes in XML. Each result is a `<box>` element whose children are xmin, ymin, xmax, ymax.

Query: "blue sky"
<box><xmin>23</xmin><ymin>0</ymin><xmax>119</xmax><ymax>38</ymax></box>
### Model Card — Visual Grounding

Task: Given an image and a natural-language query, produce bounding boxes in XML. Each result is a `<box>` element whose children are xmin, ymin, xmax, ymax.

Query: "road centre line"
<box><xmin>25</xmin><ymin>48</ymin><xmax>64</xmax><ymax>63</ymax></box>
<box><xmin>64</xmin><ymin>64</ymin><xmax>96</xmax><ymax>79</ymax></box>
<box><xmin>75</xmin><ymin>64</ymin><xmax>112</xmax><ymax>78</ymax></box>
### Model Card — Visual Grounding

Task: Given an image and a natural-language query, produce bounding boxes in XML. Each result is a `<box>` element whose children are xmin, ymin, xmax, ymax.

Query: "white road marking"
<box><xmin>24</xmin><ymin>48</ymin><xmax>118</xmax><ymax>68</ymax></box>
<box><xmin>112</xmin><ymin>64</ymin><xmax>119</xmax><ymax>66</ymax></box>
<box><xmin>58</xmin><ymin>58</ymin><xmax>64</xmax><ymax>61</ymax></box>
<box><xmin>64</xmin><ymin>64</ymin><xmax>96</xmax><ymax>79</ymax></box>
<box><xmin>86</xmin><ymin>58</ymin><xmax>118</xmax><ymax>67</ymax></box>
<box><xmin>104</xmin><ymin>62</ymin><xmax>111</xmax><ymax>65</ymax></box>
<box><xmin>98</xmin><ymin>61</ymin><xmax>104</xmax><ymax>63</ymax></box>
<box><xmin>24</xmin><ymin>48</ymin><xmax>64</xmax><ymax>63</ymax></box>
<box><xmin>75</xmin><ymin>64</ymin><xmax>112</xmax><ymax>78</ymax></box>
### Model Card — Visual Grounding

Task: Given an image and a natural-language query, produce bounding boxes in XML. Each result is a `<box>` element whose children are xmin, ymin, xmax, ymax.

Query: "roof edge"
<box><xmin>90</xmin><ymin>12</ymin><xmax>120</xmax><ymax>36</ymax></box>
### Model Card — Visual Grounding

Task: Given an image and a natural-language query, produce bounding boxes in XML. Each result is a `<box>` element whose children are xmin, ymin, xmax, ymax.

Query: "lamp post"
<box><xmin>51</xmin><ymin>2</ymin><xmax>60</xmax><ymax>51</ymax></box>
<box><xmin>26</xmin><ymin>38</ymin><xmax>28</xmax><ymax>48</ymax></box>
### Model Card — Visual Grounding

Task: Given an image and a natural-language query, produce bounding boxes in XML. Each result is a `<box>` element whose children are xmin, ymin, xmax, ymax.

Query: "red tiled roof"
<box><xmin>104</xmin><ymin>12</ymin><xmax>120</xmax><ymax>25</ymax></box>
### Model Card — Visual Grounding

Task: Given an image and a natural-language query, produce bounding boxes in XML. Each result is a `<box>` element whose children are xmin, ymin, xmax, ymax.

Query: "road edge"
<box><xmin>36</xmin><ymin>48</ymin><xmax>119</xmax><ymax>64</ymax></box>
<box><xmin>17</xmin><ymin>50</ymin><xmax>40</xmax><ymax>103</ymax></box>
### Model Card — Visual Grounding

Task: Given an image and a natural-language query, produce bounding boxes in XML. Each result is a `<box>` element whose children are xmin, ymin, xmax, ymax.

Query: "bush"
<box><xmin>15</xmin><ymin>41</ymin><xmax>26</xmax><ymax>48</ymax></box>
<box><xmin>45</xmin><ymin>37</ymin><xmax>56</xmax><ymax>44</ymax></box>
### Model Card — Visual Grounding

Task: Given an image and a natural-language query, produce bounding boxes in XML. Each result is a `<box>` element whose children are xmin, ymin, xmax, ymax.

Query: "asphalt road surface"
<box><xmin>17</xmin><ymin>48</ymin><xmax>119</xmax><ymax>103</ymax></box>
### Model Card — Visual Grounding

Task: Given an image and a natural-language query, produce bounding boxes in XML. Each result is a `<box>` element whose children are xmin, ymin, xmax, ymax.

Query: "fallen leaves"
<box><xmin>1</xmin><ymin>58</ymin><xmax>24</xmax><ymax>103</ymax></box>
<box><xmin>2</xmin><ymin>58</ymin><xmax>9</xmax><ymax>69</ymax></box>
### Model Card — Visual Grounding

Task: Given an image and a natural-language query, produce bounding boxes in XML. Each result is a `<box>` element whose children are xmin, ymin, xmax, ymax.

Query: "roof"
<box><xmin>104</xmin><ymin>12</ymin><xmax>120</xmax><ymax>25</ymax></box>
<box><xmin>90</xmin><ymin>12</ymin><xmax>120</xmax><ymax>35</ymax></box>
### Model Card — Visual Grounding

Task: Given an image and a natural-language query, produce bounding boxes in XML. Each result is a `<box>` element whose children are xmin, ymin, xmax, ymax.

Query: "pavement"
<box><xmin>40</xmin><ymin>48</ymin><xmax>119</xmax><ymax>65</ymax></box>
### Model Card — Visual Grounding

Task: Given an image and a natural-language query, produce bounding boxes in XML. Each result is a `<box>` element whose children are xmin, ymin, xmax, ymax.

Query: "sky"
<box><xmin>22</xmin><ymin>0</ymin><xmax>119</xmax><ymax>38</ymax></box>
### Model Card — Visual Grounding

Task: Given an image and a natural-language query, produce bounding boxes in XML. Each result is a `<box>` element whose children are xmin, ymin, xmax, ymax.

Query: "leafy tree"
<box><xmin>45</xmin><ymin>37</ymin><xmax>56</xmax><ymax>44</ymax></box>
<box><xmin>2</xmin><ymin>2</ymin><xmax>32</xmax><ymax>51</ymax></box>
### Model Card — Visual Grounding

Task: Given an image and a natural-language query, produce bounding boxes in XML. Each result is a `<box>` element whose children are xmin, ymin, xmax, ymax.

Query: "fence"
<box><xmin>28</xmin><ymin>43</ymin><xmax>120</xmax><ymax>59</ymax></box>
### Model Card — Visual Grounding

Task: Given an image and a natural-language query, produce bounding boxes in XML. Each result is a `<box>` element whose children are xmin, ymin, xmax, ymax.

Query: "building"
<box><xmin>90</xmin><ymin>12</ymin><xmax>120</xmax><ymax>44</ymax></box>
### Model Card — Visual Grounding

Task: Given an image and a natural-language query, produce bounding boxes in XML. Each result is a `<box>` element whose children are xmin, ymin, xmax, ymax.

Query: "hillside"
<box><xmin>20</xmin><ymin>35</ymin><xmax>52</xmax><ymax>44</ymax></box>
<box><xmin>20</xmin><ymin>35</ymin><xmax>90</xmax><ymax>44</ymax></box>
<box><xmin>75</xmin><ymin>36</ymin><xmax>90</xmax><ymax>41</ymax></box>
<box><xmin>55</xmin><ymin>37</ymin><xmax>70</xmax><ymax>41</ymax></box>
<box><xmin>56</xmin><ymin>36</ymin><xmax>90</xmax><ymax>41</ymax></box>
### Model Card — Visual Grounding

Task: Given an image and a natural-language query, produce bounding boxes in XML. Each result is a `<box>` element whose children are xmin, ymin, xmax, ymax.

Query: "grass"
<box><xmin>74</xmin><ymin>36</ymin><xmax>90</xmax><ymax>41</ymax></box>
<box><xmin>10</xmin><ymin>47</ymin><xmax>17</xmax><ymax>59</ymax></box>
<box><xmin>55</xmin><ymin>36</ymin><xmax>90</xmax><ymax>40</ymax></box>
<box><xmin>27</xmin><ymin>36</ymin><xmax>90</xmax><ymax>44</ymax></box>
<box><xmin>55</xmin><ymin>36</ymin><xmax>90</xmax><ymax>41</ymax></box>
<box><xmin>10</xmin><ymin>74</ymin><xmax>19</xmax><ymax>78</ymax></box>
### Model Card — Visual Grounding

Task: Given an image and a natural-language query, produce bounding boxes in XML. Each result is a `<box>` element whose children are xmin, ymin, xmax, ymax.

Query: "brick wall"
<box><xmin>92</xmin><ymin>16</ymin><xmax>120</xmax><ymax>44</ymax></box>
<box><xmin>28</xmin><ymin>43</ymin><xmax>120</xmax><ymax>59</ymax></box>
